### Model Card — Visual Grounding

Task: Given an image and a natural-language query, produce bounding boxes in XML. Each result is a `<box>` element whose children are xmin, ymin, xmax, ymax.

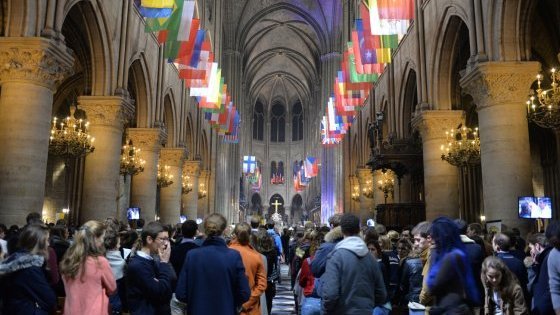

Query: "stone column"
<box><xmin>129</xmin><ymin>128</ymin><xmax>165</xmax><ymax>221</ymax></box>
<box><xmin>182</xmin><ymin>160</ymin><xmax>201</xmax><ymax>220</ymax></box>
<box><xmin>461</xmin><ymin>61</ymin><xmax>540</xmax><ymax>232</ymax></box>
<box><xmin>159</xmin><ymin>148</ymin><xmax>186</xmax><ymax>225</ymax></box>
<box><xmin>357</xmin><ymin>168</ymin><xmax>375</xmax><ymax>222</ymax></box>
<box><xmin>0</xmin><ymin>38</ymin><xmax>73</xmax><ymax>226</ymax></box>
<box><xmin>79</xmin><ymin>96</ymin><xmax>134</xmax><ymax>222</ymax></box>
<box><xmin>412</xmin><ymin>110</ymin><xmax>464</xmax><ymax>220</ymax></box>
<box><xmin>198</xmin><ymin>170</ymin><xmax>210</xmax><ymax>217</ymax></box>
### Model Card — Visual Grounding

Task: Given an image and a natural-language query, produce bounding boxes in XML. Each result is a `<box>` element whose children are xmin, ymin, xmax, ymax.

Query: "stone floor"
<box><xmin>270</xmin><ymin>264</ymin><xmax>296</xmax><ymax>315</ymax></box>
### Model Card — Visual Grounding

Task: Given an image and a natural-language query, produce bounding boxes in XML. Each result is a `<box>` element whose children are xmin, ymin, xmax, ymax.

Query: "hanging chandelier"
<box><xmin>157</xmin><ymin>164</ymin><xmax>174</xmax><ymax>188</ymax></box>
<box><xmin>49</xmin><ymin>105</ymin><xmax>95</xmax><ymax>158</ymax></box>
<box><xmin>198</xmin><ymin>183</ymin><xmax>207</xmax><ymax>199</ymax></box>
<box><xmin>526</xmin><ymin>68</ymin><xmax>560</xmax><ymax>129</ymax></box>
<box><xmin>182</xmin><ymin>174</ymin><xmax>193</xmax><ymax>194</ymax></box>
<box><xmin>362</xmin><ymin>179</ymin><xmax>374</xmax><ymax>199</ymax></box>
<box><xmin>351</xmin><ymin>185</ymin><xmax>360</xmax><ymax>202</ymax></box>
<box><xmin>377</xmin><ymin>170</ymin><xmax>395</xmax><ymax>203</ymax></box>
<box><xmin>440</xmin><ymin>125</ymin><xmax>481</xmax><ymax>167</ymax></box>
<box><xmin>120</xmin><ymin>140</ymin><xmax>145</xmax><ymax>176</ymax></box>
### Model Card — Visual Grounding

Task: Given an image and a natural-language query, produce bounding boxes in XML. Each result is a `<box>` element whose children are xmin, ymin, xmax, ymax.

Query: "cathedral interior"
<box><xmin>0</xmin><ymin>0</ymin><xmax>559</xmax><ymax>234</ymax></box>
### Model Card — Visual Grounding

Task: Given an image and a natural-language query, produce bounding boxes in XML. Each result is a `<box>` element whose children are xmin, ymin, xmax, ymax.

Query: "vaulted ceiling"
<box><xmin>224</xmin><ymin>0</ymin><xmax>343</xmax><ymax>113</ymax></box>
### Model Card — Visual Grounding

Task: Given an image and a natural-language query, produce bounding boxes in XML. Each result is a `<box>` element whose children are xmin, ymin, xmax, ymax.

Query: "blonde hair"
<box><xmin>481</xmin><ymin>256</ymin><xmax>520</xmax><ymax>303</ymax></box>
<box><xmin>60</xmin><ymin>220</ymin><xmax>106</xmax><ymax>279</ymax></box>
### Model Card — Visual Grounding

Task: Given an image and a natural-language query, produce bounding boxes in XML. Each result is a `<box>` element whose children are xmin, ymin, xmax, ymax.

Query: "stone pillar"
<box><xmin>129</xmin><ymin>128</ymin><xmax>165</xmax><ymax>221</ymax></box>
<box><xmin>357</xmin><ymin>168</ymin><xmax>375</xmax><ymax>222</ymax></box>
<box><xmin>0</xmin><ymin>38</ymin><xmax>73</xmax><ymax>226</ymax></box>
<box><xmin>79</xmin><ymin>96</ymin><xmax>134</xmax><ymax>222</ymax></box>
<box><xmin>461</xmin><ymin>61</ymin><xmax>540</xmax><ymax>231</ymax></box>
<box><xmin>159</xmin><ymin>148</ymin><xmax>186</xmax><ymax>225</ymax></box>
<box><xmin>412</xmin><ymin>110</ymin><xmax>464</xmax><ymax>220</ymax></box>
<box><xmin>198</xmin><ymin>170</ymin><xmax>210</xmax><ymax>217</ymax></box>
<box><xmin>182</xmin><ymin>160</ymin><xmax>200</xmax><ymax>220</ymax></box>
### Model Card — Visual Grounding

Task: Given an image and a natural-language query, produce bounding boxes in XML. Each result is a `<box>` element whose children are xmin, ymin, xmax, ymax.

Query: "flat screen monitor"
<box><xmin>518</xmin><ymin>197</ymin><xmax>552</xmax><ymax>219</ymax></box>
<box><xmin>127</xmin><ymin>207</ymin><xmax>141</xmax><ymax>220</ymax></box>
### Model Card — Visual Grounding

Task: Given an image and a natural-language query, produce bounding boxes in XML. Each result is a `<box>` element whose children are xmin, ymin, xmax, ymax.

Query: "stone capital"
<box><xmin>128</xmin><ymin>128</ymin><xmax>165</xmax><ymax>152</ymax></box>
<box><xmin>356</xmin><ymin>168</ymin><xmax>372</xmax><ymax>181</ymax></box>
<box><xmin>0</xmin><ymin>37</ymin><xmax>74</xmax><ymax>90</ymax></box>
<box><xmin>183</xmin><ymin>160</ymin><xmax>201</xmax><ymax>177</ymax></box>
<box><xmin>78</xmin><ymin>96</ymin><xmax>134</xmax><ymax>129</ymax></box>
<box><xmin>411</xmin><ymin>110</ymin><xmax>464</xmax><ymax>141</ymax></box>
<box><xmin>160</xmin><ymin>148</ymin><xmax>187</xmax><ymax>167</ymax></box>
<box><xmin>460</xmin><ymin>61</ymin><xmax>541</xmax><ymax>109</ymax></box>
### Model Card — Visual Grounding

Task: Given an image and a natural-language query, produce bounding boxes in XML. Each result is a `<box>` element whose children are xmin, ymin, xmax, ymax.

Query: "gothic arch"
<box><xmin>432</xmin><ymin>13</ymin><xmax>471</xmax><ymax>110</ymax></box>
<box><xmin>61</xmin><ymin>0</ymin><xmax>113</xmax><ymax>95</ymax></box>
<box><xmin>128</xmin><ymin>55</ymin><xmax>152</xmax><ymax>128</ymax></box>
<box><xmin>401</xmin><ymin>67</ymin><xmax>418</xmax><ymax>136</ymax></box>
<box><xmin>163</xmin><ymin>94</ymin><xmax>176</xmax><ymax>147</ymax></box>
<box><xmin>491</xmin><ymin>0</ymin><xmax>536</xmax><ymax>61</ymax></box>
<box><xmin>200</xmin><ymin>130</ymin><xmax>209</xmax><ymax>170</ymax></box>
<box><xmin>185</xmin><ymin>113</ymin><xmax>194</xmax><ymax>155</ymax></box>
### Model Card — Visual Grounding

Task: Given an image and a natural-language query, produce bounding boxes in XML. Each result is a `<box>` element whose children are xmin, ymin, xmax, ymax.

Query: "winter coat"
<box><xmin>461</xmin><ymin>235</ymin><xmax>485</xmax><ymax>305</ymax></box>
<box><xmin>496</xmin><ymin>252</ymin><xmax>529</xmax><ymax>304</ymax></box>
<box><xmin>483</xmin><ymin>284</ymin><xmax>527</xmax><ymax>315</ymax></box>
<box><xmin>0</xmin><ymin>251</ymin><xmax>56</xmax><ymax>315</ymax></box>
<box><xmin>62</xmin><ymin>256</ymin><xmax>117</xmax><ymax>315</ymax></box>
<box><xmin>310</xmin><ymin>226</ymin><xmax>343</xmax><ymax>278</ymax></box>
<box><xmin>169</xmin><ymin>239</ymin><xmax>199</xmax><ymax>275</ymax></box>
<box><xmin>399</xmin><ymin>257</ymin><xmax>423</xmax><ymax>303</ymax></box>
<box><xmin>126</xmin><ymin>253</ymin><xmax>176</xmax><ymax>315</ymax></box>
<box><xmin>175</xmin><ymin>236</ymin><xmax>251</xmax><ymax>315</ymax></box>
<box><xmin>321</xmin><ymin>236</ymin><xmax>387</xmax><ymax>315</ymax></box>
<box><xmin>530</xmin><ymin>247</ymin><xmax>553</xmax><ymax>314</ymax></box>
<box><xmin>229</xmin><ymin>240</ymin><xmax>267</xmax><ymax>315</ymax></box>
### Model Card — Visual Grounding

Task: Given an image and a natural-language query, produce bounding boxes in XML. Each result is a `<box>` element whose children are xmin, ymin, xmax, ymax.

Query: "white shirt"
<box><xmin>492</xmin><ymin>290</ymin><xmax>503</xmax><ymax>315</ymax></box>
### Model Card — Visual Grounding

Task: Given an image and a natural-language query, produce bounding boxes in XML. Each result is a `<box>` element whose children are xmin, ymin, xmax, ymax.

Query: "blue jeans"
<box><xmin>301</xmin><ymin>296</ymin><xmax>322</xmax><ymax>315</ymax></box>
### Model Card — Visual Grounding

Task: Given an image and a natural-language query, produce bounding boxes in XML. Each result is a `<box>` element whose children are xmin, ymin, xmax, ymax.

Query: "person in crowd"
<box><xmin>253</xmin><ymin>230</ymin><xmax>279</xmax><ymax>315</ymax></box>
<box><xmin>379</xmin><ymin>234</ymin><xmax>399</xmax><ymax>303</ymax></box>
<box><xmin>120</xmin><ymin>229</ymin><xmax>138</xmax><ymax>260</ymax></box>
<box><xmin>60</xmin><ymin>220</ymin><xmax>116</xmax><ymax>315</ymax></box>
<box><xmin>388</xmin><ymin>230</ymin><xmax>400</xmax><ymax>251</ymax></box>
<box><xmin>546</xmin><ymin>221</ymin><xmax>560</xmax><ymax>315</ymax></box>
<box><xmin>135</xmin><ymin>218</ymin><xmax>145</xmax><ymax>233</ymax></box>
<box><xmin>493</xmin><ymin>232</ymin><xmax>530</xmax><ymax>305</ymax></box>
<box><xmin>412</xmin><ymin>221</ymin><xmax>433</xmax><ymax>306</ymax></box>
<box><xmin>298</xmin><ymin>230</ymin><xmax>324</xmax><ymax>315</ymax></box>
<box><xmin>281</xmin><ymin>228</ymin><xmax>291</xmax><ymax>261</ymax></box>
<box><xmin>175</xmin><ymin>213</ymin><xmax>250</xmax><ymax>315</ymax></box>
<box><xmin>526</xmin><ymin>232</ymin><xmax>553</xmax><ymax>315</ymax></box>
<box><xmin>398</xmin><ymin>238</ymin><xmax>423</xmax><ymax>305</ymax></box>
<box><xmin>250</xmin><ymin>216</ymin><xmax>261</xmax><ymax>233</ymax></box>
<box><xmin>456</xmin><ymin>219</ymin><xmax>485</xmax><ymax>307</ymax></box>
<box><xmin>169</xmin><ymin>220</ymin><xmax>199</xmax><ymax>275</ymax></box>
<box><xmin>310</xmin><ymin>213</ymin><xmax>343</xmax><ymax>280</ymax></box>
<box><xmin>0</xmin><ymin>223</ymin><xmax>8</xmax><ymax>257</ymax></box>
<box><xmin>467</xmin><ymin>223</ymin><xmax>493</xmax><ymax>257</ymax></box>
<box><xmin>481</xmin><ymin>256</ymin><xmax>527</xmax><ymax>314</ymax></box>
<box><xmin>104</xmin><ymin>224</ymin><xmax>127</xmax><ymax>314</ymax></box>
<box><xmin>321</xmin><ymin>213</ymin><xmax>387</xmax><ymax>314</ymax></box>
<box><xmin>49</xmin><ymin>224</ymin><xmax>70</xmax><ymax>297</ymax></box>
<box><xmin>375</xmin><ymin>223</ymin><xmax>388</xmax><ymax>236</ymax></box>
<box><xmin>266</xmin><ymin>223</ymin><xmax>283</xmax><ymax>262</ymax></box>
<box><xmin>401</xmin><ymin>228</ymin><xmax>412</xmax><ymax>241</ymax></box>
<box><xmin>0</xmin><ymin>223</ymin><xmax>56</xmax><ymax>315</ymax></box>
<box><xmin>127</xmin><ymin>221</ymin><xmax>175</xmax><ymax>315</ymax></box>
<box><xmin>230</xmin><ymin>222</ymin><xmax>267</xmax><ymax>315</ymax></box>
<box><xmin>425</xmin><ymin>217</ymin><xmax>480</xmax><ymax>314</ymax></box>
<box><xmin>504</xmin><ymin>230</ymin><xmax>526</xmax><ymax>262</ymax></box>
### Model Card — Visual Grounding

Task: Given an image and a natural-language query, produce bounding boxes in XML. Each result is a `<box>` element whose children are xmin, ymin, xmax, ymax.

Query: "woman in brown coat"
<box><xmin>230</xmin><ymin>222</ymin><xmax>267</xmax><ymax>315</ymax></box>
<box><xmin>481</xmin><ymin>256</ymin><xmax>527</xmax><ymax>315</ymax></box>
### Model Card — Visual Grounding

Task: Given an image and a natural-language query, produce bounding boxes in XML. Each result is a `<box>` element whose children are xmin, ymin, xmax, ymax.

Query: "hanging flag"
<box><xmin>141</xmin><ymin>0</ymin><xmax>174</xmax><ymax>8</ymax></box>
<box><xmin>367</xmin><ymin>0</ymin><xmax>413</xmax><ymax>35</ymax></box>
<box><xmin>138</xmin><ymin>6</ymin><xmax>173</xmax><ymax>18</ymax></box>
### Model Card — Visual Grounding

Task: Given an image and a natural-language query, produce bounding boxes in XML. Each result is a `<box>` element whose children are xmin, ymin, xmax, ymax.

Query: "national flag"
<box><xmin>138</xmin><ymin>7</ymin><xmax>173</xmax><ymax>18</ymax></box>
<box><xmin>141</xmin><ymin>0</ymin><xmax>174</xmax><ymax>8</ymax></box>
<box><xmin>304</xmin><ymin>157</ymin><xmax>318</xmax><ymax>177</ymax></box>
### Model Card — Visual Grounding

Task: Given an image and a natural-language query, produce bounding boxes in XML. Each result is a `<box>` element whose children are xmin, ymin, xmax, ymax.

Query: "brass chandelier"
<box><xmin>526</xmin><ymin>68</ymin><xmax>560</xmax><ymax>129</ymax></box>
<box><xmin>440</xmin><ymin>125</ymin><xmax>481</xmax><ymax>167</ymax></box>
<box><xmin>157</xmin><ymin>164</ymin><xmax>174</xmax><ymax>188</ymax></box>
<box><xmin>198</xmin><ymin>183</ymin><xmax>207</xmax><ymax>199</ymax></box>
<box><xmin>49</xmin><ymin>106</ymin><xmax>95</xmax><ymax>158</ymax></box>
<box><xmin>120</xmin><ymin>140</ymin><xmax>145</xmax><ymax>176</ymax></box>
<box><xmin>351</xmin><ymin>185</ymin><xmax>360</xmax><ymax>202</ymax></box>
<box><xmin>182</xmin><ymin>174</ymin><xmax>193</xmax><ymax>194</ymax></box>
<box><xmin>377</xmin><ymin>170</ymin><xmax>395</xmax><ymax>204</ymax></box>
<box><xmin>362</xmin><ymin>179</ymin><xmax>374</xmax><ymax>199</ymax></box>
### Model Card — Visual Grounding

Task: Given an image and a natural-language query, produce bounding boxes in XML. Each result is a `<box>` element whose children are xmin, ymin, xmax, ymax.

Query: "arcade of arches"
<box><xmin>0</xmin><ymin>0</ymin><xmax>559</xmax><ymax>235</ymax></box>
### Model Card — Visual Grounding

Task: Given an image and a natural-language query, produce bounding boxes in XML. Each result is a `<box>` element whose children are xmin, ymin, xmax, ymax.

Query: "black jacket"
<box><xmin>169</xmin><ymin>240</ymin><xmax>199</xmax><ymax>275</ymax></box>
<box><xmin>531</xmin><ymin>247</ymin><xmax>554</xmax><ymax>315</ymax></box>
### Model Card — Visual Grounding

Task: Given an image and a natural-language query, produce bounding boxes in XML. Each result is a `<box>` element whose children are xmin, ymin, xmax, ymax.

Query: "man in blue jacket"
<box><xmin>527</xmin><ymin>233</ymin><xmax>553</xmax><ymax>315</ymax></box>
<box><xmin>493</xmin><ymin>232</ymin><xmax>530</xmax><ymax>305</ymax></box>
<box><xmin>321</xmin><ymin>213</ymin><xmax>386</xmax><ymax>314</ymax></box>
<box><xmin>310</xmin><ymin>213</ymin><xmax>342</xmax><ymax>279</ymax></box>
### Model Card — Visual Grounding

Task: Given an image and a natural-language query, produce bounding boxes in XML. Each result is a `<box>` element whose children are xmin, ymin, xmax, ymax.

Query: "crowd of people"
<box><xmin>0</xmin><ymin>211</ymin><xmax>559</xmax><ymax>315</ymax></box>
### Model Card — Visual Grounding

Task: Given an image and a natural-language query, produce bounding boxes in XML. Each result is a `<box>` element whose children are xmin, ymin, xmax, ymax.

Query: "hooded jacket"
<box><xmin>0</xmin><ymin>251</ymin><xmax>56</xmax><ymax>315</ymax></box>
<box><xmin>310</xmin><ymin>226</ymin><xmax>343</xmax><ymax>278</ymax></box>
<box><xmin>321</xmin><ymin>236</ymin><xmax>387</xmax><ymax>315</ymax></box>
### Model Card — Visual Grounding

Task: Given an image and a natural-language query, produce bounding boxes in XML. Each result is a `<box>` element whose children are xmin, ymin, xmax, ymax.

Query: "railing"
<box><xmin>375</xmin><ymin>203</ymin><xmax>425</xmax><ymax>231</ymax></box>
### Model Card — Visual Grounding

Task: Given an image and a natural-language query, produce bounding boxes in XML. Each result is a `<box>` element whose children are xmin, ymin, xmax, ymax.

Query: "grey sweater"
<box><xmin>548</xmin><ymin>248</ymin><xmax>560</xmax><ymax>311</ymax></box>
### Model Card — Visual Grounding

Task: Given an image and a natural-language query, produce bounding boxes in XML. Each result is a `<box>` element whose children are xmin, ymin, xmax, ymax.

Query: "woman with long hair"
<box><xmin>425</xmin><ymin>217</ymin><xmax>480</xmax><ymax>314</ymax></box>
<box><xmin>481</xmin><ymin>256</ymin><xmax>527</xmax><ymax>315</ymax></box>
<box><xmin>253</xmin><ymin>230</ymin><xmax>278</xmax><ymax>315</ymax></box>
<box><xmin>0</xmin><ymin>224</ymin><xmax>56</xmax><ymax>314</ymax></box>
<box><xmin>299</xmin><ymin>230</ymin><xmax>325</xmax><ymax>315</ymax></box>
<box><xmin>60</xmin><ymin>220</ymin><xmax>116</xmax><ymax>314</ymax></box>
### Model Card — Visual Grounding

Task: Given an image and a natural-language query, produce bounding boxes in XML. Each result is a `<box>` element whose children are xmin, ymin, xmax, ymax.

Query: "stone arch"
<box><xmin>163</xmin><ymin>93</ymin><xmax>177</xmax><ymax>147</ymax></box>
<box><xmin>351</xmin><ymin>134</ymin><xmax>359</xmax><ymax>171</ymax></box>
<box><xmin>491</xmin><ymin>0</ymin><xmax>536</xmax><ymax>61</ymax></box>
<box><xmin>432</xmin><ymin>13</ymin><xmax>471</xmax><ymax>110</ymax></box>
<box><xmin>61</xmin><ymin>0</ymin><xmax>113</xmax><ymax>95</ymax></box>
<box><xmin>185</xmin><ymin>113</ymin><xmax>194</xmax><ymax>156</ymax></box>
<box><xmin>268</xmin><ymin>193</ymin><xmax>285</xmax><ymax>218</ymax></box>
<box><xmin>401</xmin><ymin>67</ymin><xmax>418</xmax><ymax>136</ymax></box>
<box><xmin>250</xmin><ymin>193</ymin><xmax>263</xmax><ymax>215</ymax></box>
<box><xmin>200</xmin><ymin>130</ymin><xmax>209</xmax><ymax>169</ymax></box>
<box><xmin>128</xmin><ymin>56</ymin><xmax>152</xmax><ymax>128</ymax></box>
<box><xmin>291</xmin><ymin>194</ymin><xmax>304</xmax><ymax>222</ymax></box>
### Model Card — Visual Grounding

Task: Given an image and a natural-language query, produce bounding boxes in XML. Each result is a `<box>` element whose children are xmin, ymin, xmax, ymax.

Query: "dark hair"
<box><xmin>363</xmin><ymin>227</ymin><xmax>379</xmax><ymax>245</ymax></box>
<box><xmin>266</xmin><ymin>223</ymin><xmax>275</xmax><ymax>230</ymax></box>
<box><xmin>527</xmin><ymin>233</ymin><xmax>549</xmax><ymax>247</ymax></box>
<box><xmin>374</xmin><ymin>223</ymin><xmax>387</xmax><ymax>235</ymax></box>
<box><xmin>454</xmin><ymin>219</ymin><xmax>468</xmax><ymax>234</ymax></box>
<box><xmin>181</xmin><ymin>220</ymin><xmax>198</xmax><ymax>238</ymax></box>
<box><xmin>430</xmin><ymin>217</ymin><xmax>467</xmax><ymax>262</ymax></box>
<box><xmin>412</xmin><ymin>221</ymin><xmax>431</xmax><ymax>238</ymax></box>
<box><xmin>26</xmin><ymin>212</ymin><xmax>42</xmax><ymax>225</ymax></box>
<box><xmin>545</xmin><ymin>221</ymin><xmax>560</xmax><ymax>249</ymax></box>
<box><xmin>250</xmin><ymin>216</ymin><xmax>260</xmax><ymax>229</ymax></box>
<box><xmin>493</xmin><ymin>233</ymin><xmax>511</xmax><ymax>251</ymax></box>
<box><xmin>253</xmin><ymin>230</ymin><xmax>275</xmax><ymax>253</ymax></box>
<box><xmin>136</xmin><ymin>218</ymin><xmax>145</xmax><ymax>229</ymax></box>
<box><xmin>328</xmin><ymin>214</ymin><xmax>342</xmax><ymax>228</ymax></box>
<box><xmin>0</xmin><ymin>223</ymin><xmax>6</xmax><ymax>234</ymax></box>
<box><xmin>233</xmin><ymin>223</ymin><xmax>251</xmax><ymax>246</ymax></box>
<box><xmin>17</xmin><ymin>223</ymin><xmax>50</xmax><ymax>259</ymax></box>
<box><xmin>120</xmin><ymin>230</ymin><xmax>138</xmax><ymax>249</ymax></box>
<box><xmin>340</xmin><ymin>213</ymin><xmax>360</xmax><ymax>236</ymax></box>
<box><xmin>204</xmin><ymin>213</ymin><xmax>227</xmax><ymax>237</ymax></box>
<box><xmin>467</xmin><ymin>223</ymin><xmax>483</xmax><ymax>235</ymax></box>
<box><xmin>103</xmin><ymin>225</ymin><xmax>120</xmax><ymax>250</ymax></box>
<box><xmin>141</xmin><ymin>221</ymin><xmax>165</xmax><ymax>246</ymax></box>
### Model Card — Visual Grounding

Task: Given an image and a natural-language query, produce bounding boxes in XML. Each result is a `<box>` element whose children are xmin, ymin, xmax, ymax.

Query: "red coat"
<box><xmin>299</xmin><ymin>255</ymin><xmax>315</xmax><ymax>297</ymax></box>
<box><xmin>229</xmin><ymin>240</ymin><xmax>267</xmax><ymax>315</ymax></box>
